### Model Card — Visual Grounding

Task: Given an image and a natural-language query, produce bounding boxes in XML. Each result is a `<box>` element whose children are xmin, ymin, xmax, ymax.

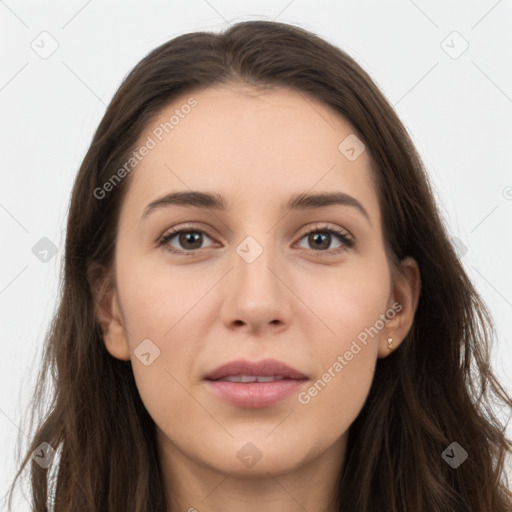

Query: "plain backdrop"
<box><xmin>1</xmin><ymin>0</ymin><xmax>511</xmax><ymax>509</ymax></box>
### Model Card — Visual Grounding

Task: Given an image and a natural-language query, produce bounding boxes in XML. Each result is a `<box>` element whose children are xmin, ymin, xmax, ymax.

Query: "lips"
<box><xmin>203</xmin><ymin>358</ymin><xmax>309</xmax><ymax>408</ymax></box>
<box><xmin>203</xmin><ymin>358</ymin><xmax>307</xmax><ymax>409</ymax></box>
<box><xmin>204</xmin><ymin>358</ymin><xmax>307</xmax><ymax>381</ymax></box>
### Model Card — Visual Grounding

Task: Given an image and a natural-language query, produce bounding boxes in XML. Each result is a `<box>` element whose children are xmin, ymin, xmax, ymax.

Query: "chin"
<box><xmin>196</xmin><ymin>434</ymin><xmax>312</xmax><ymax>477</ymax></box>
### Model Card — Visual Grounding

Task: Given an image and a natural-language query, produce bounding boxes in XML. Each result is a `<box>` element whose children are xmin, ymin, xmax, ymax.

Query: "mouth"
<box><xmin>204</xmin><ymin>357</ymin><xmax>308</xmax><ymax>381</ymax></box>
<box><xmin>211</xmin><ymin>375</ymin><xmax>292</xmax><ymax>383</ymax></box>
<box><xmin>203</xmin><ymin>358</ymin><xmax>308</xmax><ymax>409</ymax></box>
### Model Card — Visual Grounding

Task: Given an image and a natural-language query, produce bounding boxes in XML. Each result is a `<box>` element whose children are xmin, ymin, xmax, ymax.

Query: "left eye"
<box><xmin>296</xmin><ymin>229</ymin><xmax>350</xmax><ymax>252</ymax></box>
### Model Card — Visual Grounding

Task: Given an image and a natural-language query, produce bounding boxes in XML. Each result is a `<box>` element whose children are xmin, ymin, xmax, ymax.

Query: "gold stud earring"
<box><xmin>387</xmin><ymin>337</ymin><xmax>393</xmax><ymax>350</ymax></box>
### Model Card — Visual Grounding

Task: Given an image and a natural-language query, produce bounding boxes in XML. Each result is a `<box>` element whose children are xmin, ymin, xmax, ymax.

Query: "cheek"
<box><xmin>303</xmin><ymin>253</ymin><xmax>392</xmax><ymax>345</ymax></box>
<box><xmin>297</xmin><ymin>256</ymin><xmax>390</xmax><ymax>420</ymax></box>
<box><xmin>116</xmin><ymin>249</ymin><xmax>214</xmax><ymax>341</ymax></box>
<box><xmin>113</xmin><ymin>254</ymin><xmax>204</xmax><ymax>411</ymax></box>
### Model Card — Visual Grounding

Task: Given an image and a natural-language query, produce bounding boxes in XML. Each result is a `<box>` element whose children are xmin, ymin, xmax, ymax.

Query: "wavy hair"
<box><xmin>6</xmin><ymin>19</ymin><xmax>512</xmax><ymax>511</ymax></box>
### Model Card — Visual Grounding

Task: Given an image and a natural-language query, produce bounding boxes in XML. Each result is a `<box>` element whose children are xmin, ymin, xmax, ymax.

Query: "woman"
<box><xmin>7</xmin><ymin>20</ymin><xmax>512</xmax><ymax>512</ymax></box>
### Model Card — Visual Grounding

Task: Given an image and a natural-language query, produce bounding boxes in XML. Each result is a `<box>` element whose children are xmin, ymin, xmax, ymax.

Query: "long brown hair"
<box><xmin>6</xmin><ymin>20</ymin><xmax>512</xmax><ymax>511</ymax></box>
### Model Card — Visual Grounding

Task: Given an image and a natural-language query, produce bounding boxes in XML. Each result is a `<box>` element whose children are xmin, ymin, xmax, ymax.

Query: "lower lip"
<box><xmin>204</xmin><ymin>379</ymin><xmax>307</xmax><ymax>409</ymax></box>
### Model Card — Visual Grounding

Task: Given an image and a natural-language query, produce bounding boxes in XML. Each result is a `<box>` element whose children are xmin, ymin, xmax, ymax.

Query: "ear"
<box><xmin>378</xmin><ymin>256</ymin><xmax>421</xmax><ymax>358</ymax></box>
<box><xmin>93</xmin><ymin>272</ymin><xmax>131</xmax><ymax>361</ymax></box>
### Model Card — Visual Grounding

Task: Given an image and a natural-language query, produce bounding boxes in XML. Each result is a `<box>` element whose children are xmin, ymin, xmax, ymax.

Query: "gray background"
<box><xmin>1</xmin><ymin>0</ymin><xmax>511</xmax><ymax>509</ymax></box>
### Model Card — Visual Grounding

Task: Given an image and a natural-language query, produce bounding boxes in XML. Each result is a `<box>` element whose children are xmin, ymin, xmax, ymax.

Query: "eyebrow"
<box><xmin>142</xmin><ymin>190</ymin><xmax>371</xmax><ymax>224</ymax></box>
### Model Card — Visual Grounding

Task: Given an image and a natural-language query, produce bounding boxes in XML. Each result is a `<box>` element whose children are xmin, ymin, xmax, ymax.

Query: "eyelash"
<box><xmin>157</xmin><ymin>223</ymin><xmax>355</xmax><ymax>257</ymax></box>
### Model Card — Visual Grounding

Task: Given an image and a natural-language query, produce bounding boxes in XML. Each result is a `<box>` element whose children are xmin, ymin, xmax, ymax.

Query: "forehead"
<box><xmin>121</xmin><ymin>85</ymin><xmax>378</xmax><ymax>220</ymax></box>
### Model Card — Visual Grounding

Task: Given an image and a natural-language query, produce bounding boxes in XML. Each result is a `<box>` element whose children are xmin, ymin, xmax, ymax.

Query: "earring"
<box><xmin>387</xmin><ymin>337</ymin><xmax>393</xmax><ymax>350</ymax></box>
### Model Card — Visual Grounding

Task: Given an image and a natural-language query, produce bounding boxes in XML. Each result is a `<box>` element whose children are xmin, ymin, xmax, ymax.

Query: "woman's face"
<box><xmin>99</xmin><ymin>85</ymin><xmax>418</xmax><ymax>482</ymax></box>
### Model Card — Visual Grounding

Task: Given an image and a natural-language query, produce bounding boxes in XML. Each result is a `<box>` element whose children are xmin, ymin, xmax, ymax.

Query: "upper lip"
<box><xmin>204</xmin><ymin>358</ymin><xmax>307</xmax><ymax>381</ymax></box>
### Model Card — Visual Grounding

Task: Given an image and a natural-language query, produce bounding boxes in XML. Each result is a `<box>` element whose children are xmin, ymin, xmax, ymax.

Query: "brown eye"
<box><xmin>159</xmin><ymin>229</ymin><xmax>215</xmax><ymax>254</ymax></box>
<box><xmin>296</xmin><ymin>226</ymin><xmax>354</xmax><ymax>254</ymax></box>
<box><xmin>303</xmin><ymin>232</ymin><xmax>340</xmax><ymax>251</ymax></box>
<box><xmin>175</xmin><ymin>231</ymin><xmax>205</xmax><ymax>251</ymax></box>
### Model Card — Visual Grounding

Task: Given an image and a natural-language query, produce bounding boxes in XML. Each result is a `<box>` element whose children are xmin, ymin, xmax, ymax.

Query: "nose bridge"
<box><xmin>233</xmin><ymin>230</ymin><xmax>281</xmax><ymax>299</ymax></box>
<box><xmin>219</xmin><ymin>228</ymin><xmax>291</xmax><ymax>331</ymax></box>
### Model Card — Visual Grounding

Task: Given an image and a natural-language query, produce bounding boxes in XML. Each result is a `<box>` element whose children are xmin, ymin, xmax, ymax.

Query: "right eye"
<box><xmin>158</xmin><ymin>226</ymin><xmax>217</xmax><ymax>255</ymax></box>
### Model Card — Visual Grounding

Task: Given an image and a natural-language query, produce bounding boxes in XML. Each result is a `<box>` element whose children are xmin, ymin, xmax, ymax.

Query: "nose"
<box><xmin>219</xmin><ymin>238</ymin><xmax>292</xmax><ymax>335</ymax></box>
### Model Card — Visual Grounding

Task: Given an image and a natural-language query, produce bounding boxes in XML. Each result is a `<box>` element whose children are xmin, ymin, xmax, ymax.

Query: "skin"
<box><xmin>97</xmin><ymin>85</ymin><xmax>421</xmax><ymax>512</ymax></box>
